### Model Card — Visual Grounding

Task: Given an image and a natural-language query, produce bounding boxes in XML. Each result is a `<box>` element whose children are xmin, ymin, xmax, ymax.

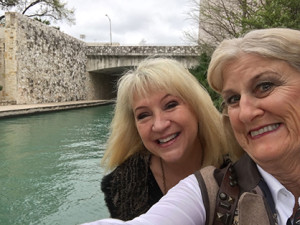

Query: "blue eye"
<box><xmin>257</xmin><ymin>82</ymin><xmax>273</xmax><ymax>92</ymax></box>
<box><xmin>226</xmin><ymin>95</ymin><xmax>240</xmax><ymax>105</ymax></box>
<box><xmin>254</xmin><ymin>81</ymin><xmax>276</xmax><ymax>98</ymax></box>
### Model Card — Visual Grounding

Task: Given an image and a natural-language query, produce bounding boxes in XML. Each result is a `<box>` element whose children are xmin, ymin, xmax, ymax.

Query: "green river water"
<box><xmin>0</xmin><ymin>104</ymin><xmax>113</xmax><ymax>225</ymax></box>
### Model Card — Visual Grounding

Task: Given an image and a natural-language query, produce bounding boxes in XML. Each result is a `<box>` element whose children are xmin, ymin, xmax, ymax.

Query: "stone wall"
<box><xmin>2</xmin><ymin>12</ymin><xmax>88</xmax><ymax>104</ymax></box>
<box><xmin>0</xmin><ymin>12</ymin><xmax>201</xmax><ymax>105</ymax></box>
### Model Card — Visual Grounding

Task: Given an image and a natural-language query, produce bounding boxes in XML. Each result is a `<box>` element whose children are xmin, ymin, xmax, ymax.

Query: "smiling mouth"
<box><xmin>157</xmin><ymin>133</ymin><xmax>179</xmax><ymax>144</ymax></box>
<box><xmin>250</xmin><ymin>123</ymin><xmax>280</xmax><ymax>138</ymax></box>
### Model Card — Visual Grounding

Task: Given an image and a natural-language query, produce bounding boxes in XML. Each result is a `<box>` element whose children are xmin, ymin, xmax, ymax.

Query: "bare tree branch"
<box><xmin>0</xmin><ymin>0</ymin><xmax>75</xmax><ymax>24</ymax></box>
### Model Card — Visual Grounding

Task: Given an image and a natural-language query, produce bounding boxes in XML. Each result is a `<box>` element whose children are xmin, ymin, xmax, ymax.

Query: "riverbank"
<box><xmin>0</xmin><ymin>100</ymin><xmax>114</xmax><ymax>118</ymax></box>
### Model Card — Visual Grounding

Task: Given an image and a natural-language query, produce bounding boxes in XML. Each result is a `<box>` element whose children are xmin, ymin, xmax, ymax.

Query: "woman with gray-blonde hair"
<box><xmin>100</xmin><ymin>57</ymin><xmax>238</xmax><ymax>220</ymax></box>
<box><xmin>82</xmin><ymin>28</ymin><xmax>300</xmax><ymax>225</ymax></box>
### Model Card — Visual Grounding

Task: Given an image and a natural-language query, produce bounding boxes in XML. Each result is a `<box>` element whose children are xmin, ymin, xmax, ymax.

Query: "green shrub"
<box><xmin>189</xmin><ymin>52</ymin><xmax>223</xmax><ymax>111</ymax></box>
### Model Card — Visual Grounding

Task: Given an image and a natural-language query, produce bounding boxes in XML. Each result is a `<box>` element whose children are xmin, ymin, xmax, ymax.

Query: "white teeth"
<box><xmin>250</xmin><ymin>124</ymin><xmax>280</xmax><ymax>137</ymax></box>
<box><xmin>158</xmin><ymin>133</ymin><xmax>177</xmax><ymax>144</ymax></box>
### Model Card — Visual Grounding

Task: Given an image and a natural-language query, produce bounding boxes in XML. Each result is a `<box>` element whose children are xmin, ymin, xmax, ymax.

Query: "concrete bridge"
<box><xmin>85</xmin><ymin>45</ymin><xmax>201</xmax><ymax>100</ymax></box>
<box><xmin>86</xmin><ymin>45</ymin><xmax>200</xmax><ymax>74</ymax></box>
<box><xmin>0</xmin><ymin>12</ymin><xmax>201</xmax><ymax>105</ymax></box>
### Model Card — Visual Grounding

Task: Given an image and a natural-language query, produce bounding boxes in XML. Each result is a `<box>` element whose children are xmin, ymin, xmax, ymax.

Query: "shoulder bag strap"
<box><xmin>194</xmin><ymin>166</ymin><xmax>219</xmax><ymax>225</ymax></box>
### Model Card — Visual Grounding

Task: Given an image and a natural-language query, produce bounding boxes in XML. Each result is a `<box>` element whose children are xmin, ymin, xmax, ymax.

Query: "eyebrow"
<box><xmin>221</xmin><ymin>71</ymin><xmax>280</xmax><ymax>95</ymax></box>
<box><xmin>133</xmin><ymin>94</ymin><xmax>172</xmax><ymax>113</ymax></box>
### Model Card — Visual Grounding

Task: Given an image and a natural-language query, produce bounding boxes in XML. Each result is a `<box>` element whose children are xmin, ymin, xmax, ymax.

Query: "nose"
<box><xmin>152</xmin><ymin>113</ymin><xmax>171</xmax><ymax>132</ymax></box>
<box><xmin>238</xmin><ymin>95</ymin><xmax>263</xmax><ymax>123</ymax></box>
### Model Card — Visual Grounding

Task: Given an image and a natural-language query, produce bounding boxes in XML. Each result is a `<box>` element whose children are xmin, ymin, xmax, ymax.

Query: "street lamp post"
<box><xmin>105</xmin><ymin>14</ymin><xmax>112</xmax><ymax>45</ymax></box>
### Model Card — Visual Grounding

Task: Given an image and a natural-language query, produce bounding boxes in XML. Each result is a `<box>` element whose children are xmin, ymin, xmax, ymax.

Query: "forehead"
<box><xmin>132</xmin><ymin>91</ymin><xmax>175</xmax><ymax>111</ymax></box>
<box><xmin>131</xmin><ymin>83</ymin><xmax>180</xmax><ymax>100</ymax></box>
<box><xmin>222</xmin><ymin>54</ymin><xmax>285</xmax><ymax>90</ymax></box>
<box><xmin>224</xmin><ymin>54</ymin><xmax>271</xmax><ymax>73</ymax></box>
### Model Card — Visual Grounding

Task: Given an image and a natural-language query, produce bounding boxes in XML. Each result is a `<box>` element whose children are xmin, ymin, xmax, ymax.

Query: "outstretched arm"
<box><xmin>81</xmin><ymin>174</ymin><xmax>206</xmax><ymax>225</ymax></box>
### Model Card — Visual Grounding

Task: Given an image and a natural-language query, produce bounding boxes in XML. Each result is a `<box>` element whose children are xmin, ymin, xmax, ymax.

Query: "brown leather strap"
<box><xmin>213</xmin><ymin>163</ymin><xmax>240</xmax><ymax>225</ymax></box>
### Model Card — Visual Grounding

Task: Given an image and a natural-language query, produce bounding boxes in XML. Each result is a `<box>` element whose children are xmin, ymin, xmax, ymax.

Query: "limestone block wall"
<box><xmin>3</xmin><ymin>12</ymin><xmax>88</xmax><ymax>104</ymax></box>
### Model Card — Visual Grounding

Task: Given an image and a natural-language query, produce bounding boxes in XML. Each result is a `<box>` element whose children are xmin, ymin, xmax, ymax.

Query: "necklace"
<box><xmin>160</xmin><ymin>157</ymin><xmax>167</xmax><ymax>194</ymax></box>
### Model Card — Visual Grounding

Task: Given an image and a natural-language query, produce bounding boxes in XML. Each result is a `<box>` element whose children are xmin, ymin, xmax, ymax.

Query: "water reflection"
<box><xmin>0</xmin><ymin>105</ymin><xmax>113</xmax><ymax>225</ymax></box>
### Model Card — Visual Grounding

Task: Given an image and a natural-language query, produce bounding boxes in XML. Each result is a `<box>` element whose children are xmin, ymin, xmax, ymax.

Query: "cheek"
<box><xmin>186</xmin><ymin>114</ymin><xmax>199</xmax><ymax>135</ymax></box>
<box><xmin>136</xmin><ymin>123</ymin><xmax>152</xmax><ymax>143</ymax></box>
<box><xmin>284</xmin><ymin>103</ymin><xmax>300</xmax><ymax>134</ymax></box>
<box><xmin>228</xmin><ymin>110</ymin><xmax>240</xmax><ymax>131</ymax></box>
<box><xmin>136</xmin><ymin>124</ymin><xmax>145</xmax><ymax>138</ymax></box>
<box><xmin>228</xmin><ymin>111</ymin><xmax>247</xmax><ymax>144</ymax></box>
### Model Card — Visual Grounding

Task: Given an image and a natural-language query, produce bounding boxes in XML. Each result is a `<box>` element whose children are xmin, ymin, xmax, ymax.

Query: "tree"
<box><xmin>189</xmin><ymin>53</ymin><xmax>223</xmax><ymax>110</ymax></box>
<box><xmin>186</xmin><ymin>0</ymin><xmax>300</xmax><ymax>106</ymax></box>
<box><xmin>0</xmin><ymin>0</ymin><xmax>18</xmax><ymax>8</ymax></box>
<box><xmin>0</xmin><ymin>0</ymin><xmax>75</xmax><ymax>25</ymax></box>
<box><xmin>242</xmin><ymin>0</ymin><xmax>300</xmax><ymax>30</ymax></box>
<box><xmin>186</xmin><ymin>0</ymin><xmax>259</xmax><ymax>52</ymax></box>
<box><xmin>187</xmin><ymin>0</ymin><xmax>300</xmax><ymax>51</ymax></box>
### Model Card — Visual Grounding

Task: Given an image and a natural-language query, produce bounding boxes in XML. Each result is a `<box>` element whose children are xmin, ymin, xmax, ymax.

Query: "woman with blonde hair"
<box><xmin>84</xmin><ymin>28</ymin><xmax>300</xmax><ymax>225</ymax></box>
<box><xmin>100</xmin><ymin>57</ymin><xmax>237</xmax><ymax>220</ymax></box>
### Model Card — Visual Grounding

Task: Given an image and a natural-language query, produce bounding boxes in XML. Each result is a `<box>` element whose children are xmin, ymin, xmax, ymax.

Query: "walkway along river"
<box><xmin>0</xmin><ymin>105</ymin><xmax>113</xmax><ymax>225</ymax></box>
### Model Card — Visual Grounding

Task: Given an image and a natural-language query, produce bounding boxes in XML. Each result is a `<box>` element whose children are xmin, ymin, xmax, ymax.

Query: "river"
<box><xmin>0</xmin><ymin>104</ymin><xmax>113</xmax><ymax>225</ymax></box>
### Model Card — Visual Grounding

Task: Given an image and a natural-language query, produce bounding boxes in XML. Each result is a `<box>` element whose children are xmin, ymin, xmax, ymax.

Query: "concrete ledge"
<box><xmin>0</xmin><ymin>100</ymin><xmax>114</xmax><ymax>118</ymax></box>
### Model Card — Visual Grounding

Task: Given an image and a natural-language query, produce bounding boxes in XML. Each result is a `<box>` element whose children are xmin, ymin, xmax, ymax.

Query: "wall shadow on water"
<box><xmin>0</xmin><ymin>104</ymin><xmax>114</xmax><ymax>225</ymax></box>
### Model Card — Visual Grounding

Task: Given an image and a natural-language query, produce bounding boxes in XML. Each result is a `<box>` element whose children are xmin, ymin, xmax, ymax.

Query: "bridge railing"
<box><xmin>85</xmin><ymin>45</ymin><xmax>201</xmax><ymax>56</ymax></box>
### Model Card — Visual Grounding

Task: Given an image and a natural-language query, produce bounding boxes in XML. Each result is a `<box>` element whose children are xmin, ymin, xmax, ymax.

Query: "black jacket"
<box><xmin>101</xmin><ymin>152</ymin><xmax>163</xmax><ymax>220</ymax></box>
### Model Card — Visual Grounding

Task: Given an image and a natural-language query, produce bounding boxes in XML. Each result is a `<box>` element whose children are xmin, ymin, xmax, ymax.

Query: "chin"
<box><xmin>164</xmin><ymin>153</ymin><xmax>183</xmax><ymax>163</ymax></box>
<box><xmin>249</xmin><ymin>147</ymin><xmax>283</xmax><ymax>164</ymax></box>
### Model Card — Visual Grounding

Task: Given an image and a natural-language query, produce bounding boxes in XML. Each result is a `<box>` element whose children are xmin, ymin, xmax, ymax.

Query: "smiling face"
<box><xmin>221</xmin><ymin>54</ymin><xmax>300</xmax><ymax>166</ymax></box>
<box><xmin>132</xmin><ymin>91</ymin><xmax>202</xmax><ymax>163</ymax></box>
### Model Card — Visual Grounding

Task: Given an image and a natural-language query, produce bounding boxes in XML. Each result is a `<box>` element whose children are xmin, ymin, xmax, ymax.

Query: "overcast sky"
<box><xmin>54</xmin><ymin>0</ymin><xmax>197</xmax><ymax>46</ymax></box>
